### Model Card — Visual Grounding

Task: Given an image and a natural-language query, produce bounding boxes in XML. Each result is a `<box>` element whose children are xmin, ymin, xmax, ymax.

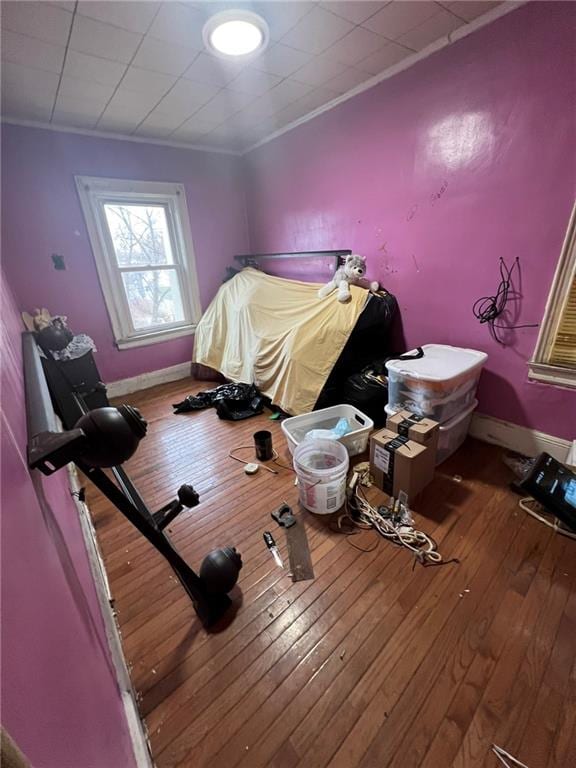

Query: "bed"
<box><xmin>194</xmin><ymin>251</ymin><xmax>398</xmax><ymax>415</ymax></box>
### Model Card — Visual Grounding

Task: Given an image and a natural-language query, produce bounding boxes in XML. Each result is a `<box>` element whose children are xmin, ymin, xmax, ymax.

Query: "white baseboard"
<box><xmin>67</xmin><ymin>465</ymin><xmax>153</xmax><ymax>768</ymax></box>
<box><xmin>107</xmin><ymin>361</ymin><xmax>192</xmax><ymax>398</ymax></box>
<box><xmin>470</xmin><ymin>412</ymin><xmax>572</xmax><ymax>462</ymax></box>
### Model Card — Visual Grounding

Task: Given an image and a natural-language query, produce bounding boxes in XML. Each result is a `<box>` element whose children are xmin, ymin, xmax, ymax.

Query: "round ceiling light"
<box><xmin>203</xmin><ymin>10</ymin><xmax>269</xmax><ymax>59</ymax></box>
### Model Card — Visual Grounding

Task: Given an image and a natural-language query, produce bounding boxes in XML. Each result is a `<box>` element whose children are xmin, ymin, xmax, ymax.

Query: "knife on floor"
<box><xmin>263</xmin><ymin>531</ymin><xmax>283</xmax><ymax>568</ymax></box>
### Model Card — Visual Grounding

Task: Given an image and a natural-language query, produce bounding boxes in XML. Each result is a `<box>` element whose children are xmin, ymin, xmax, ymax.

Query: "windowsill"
<box><xmin>115</xmin><ymin>324</ymin><xmax>196</xmax><ymax>350</ymax></box>
<box><xmin>528</xmin><ymin>361</ymin><xmax>576</xmax><ymax>389</ymax></box>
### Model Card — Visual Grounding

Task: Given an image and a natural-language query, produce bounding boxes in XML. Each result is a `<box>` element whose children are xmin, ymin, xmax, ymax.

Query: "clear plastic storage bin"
<box><xmin>281</xmin><ymin>404</ymin><xmax>373</xmax><ymax>457</ymax></box>
<box><xmin>436</xmin><ymin>399</ymin><xmax>478</xmax><ymax>464</ymax></box>
<box><xmin>386</xmin><ymin>344</ymin><xmax>487</xmax><ymax>424</ymax></box>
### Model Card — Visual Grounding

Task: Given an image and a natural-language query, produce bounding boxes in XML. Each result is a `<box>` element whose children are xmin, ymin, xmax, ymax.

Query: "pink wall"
<box><xmin>244</xmin><ymin>1</ymin><xmax>576</xmax><ymax>441</ymax></box>
<box><xmin>1</xmin><ymin>125</ymin><xmax>248</xmax><ymax>382</ymax></box>
<box><xmin>1</xmin><ymin>269</ymin><xmax>137</xmax><ymax>767</ymax></box>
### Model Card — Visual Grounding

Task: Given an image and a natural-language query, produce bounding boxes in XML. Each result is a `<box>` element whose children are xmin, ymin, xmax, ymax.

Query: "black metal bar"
<box><xmin>234</xmin><ymin>250</ymin><xmax>351</xmax><ymax>269</ymax></box>
<box><xmin>76</xmin><ymin>461</ymin><xmax>231</xmax><ymax>626</ymax></box>
<box><xmin>22</xmin><ymin>330</ymin><xmax>234</xmax><ymax>626</ymax></box>
<box><xmin>111</xmin><ymin>465</ymin><xmax>156</xmax><ymax>523</ymax></box>
<box><xmin>153</xmin><ymin>501</ymin><xmax>183</xmax><ymax>531</ymax></box>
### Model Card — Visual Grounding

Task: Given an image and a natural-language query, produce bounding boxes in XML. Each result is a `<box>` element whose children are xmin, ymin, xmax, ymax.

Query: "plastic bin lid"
<box><xmin>385</xmin><ymin>344</ymin><xmax>487</xmax><ymax>381</ymax></box>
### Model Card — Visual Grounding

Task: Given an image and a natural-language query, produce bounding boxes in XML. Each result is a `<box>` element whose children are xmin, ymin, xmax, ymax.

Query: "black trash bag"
<box><xmin>363</xmin><ymin>346</ymin><xmax>424</xmax><ymax>378</ymax></box>
<box><xmin>340</xmin><ymin>347</ymin><xmax>424</xmax><ymax>427</ymax></box>
<box><xmin>342</xmin><ymin>369</ymin><xmax>389</xmax><ymax>426</ymax></box>
<box><xmin>173</xmin><ymin>382</ymin><xmax>265</xmax><ymax>421</ymax></box>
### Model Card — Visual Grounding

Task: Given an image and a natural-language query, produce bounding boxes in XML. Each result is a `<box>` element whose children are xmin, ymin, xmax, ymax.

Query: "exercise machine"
<box><xmin>23</xmin><ymin>331</ymin><xmax>241</xmax><ymax>628</ymax></box>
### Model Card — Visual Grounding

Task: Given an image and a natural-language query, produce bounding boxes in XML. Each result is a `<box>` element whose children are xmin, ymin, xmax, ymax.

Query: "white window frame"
<box><xmin>528</xmin><ymin>201</ymin><xmax>576</xmax><ymax>388</ymax></box>
<box><xmin>75</xmin><ymin>176</ymin><xmax>202</xmax><ymax>350</ymax></box>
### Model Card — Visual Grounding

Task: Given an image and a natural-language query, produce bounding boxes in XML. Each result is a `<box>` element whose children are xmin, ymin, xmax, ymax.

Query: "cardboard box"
<box><xmin>386</xmin><ymin>410</ymin><xmax>439</xmax><ymax>458</ymax></box>
<box><xmin>370</xmin><ymin>428</ymin><xmax>435</xmax><ymax>499</ymax></box>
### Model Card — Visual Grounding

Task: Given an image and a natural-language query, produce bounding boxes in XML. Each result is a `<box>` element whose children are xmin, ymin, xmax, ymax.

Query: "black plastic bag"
<box><xmin>340</xmin><ymin>347</ymin><xmax>424</xmax><ymax>426</ymax></box>
<box><xmin>173</xmin><ymin>382</ymin><xmax>265</xmax><ymax>420</ymax></box>
<box><xmin>341</xmin><ymin>369</ymin><xmax>388</xmax><ymax>426</ymax></box>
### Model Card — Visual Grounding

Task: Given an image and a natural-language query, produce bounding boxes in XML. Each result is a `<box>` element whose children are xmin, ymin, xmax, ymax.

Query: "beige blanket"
<box><xmin>193</xmin><ymin>268</ymin><xmax>367</xmax><ymax>415</ymax></box>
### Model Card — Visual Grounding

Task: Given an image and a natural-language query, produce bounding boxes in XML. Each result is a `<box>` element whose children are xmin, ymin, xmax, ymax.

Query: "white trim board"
<box><xmin>107</xmin><ymin>361</ymin><xmax>192</xmax><ymax>399</ymax></box>
<box><xmin>67</xmin><ymin>465</ymin><xmax>153</xmax><ymax>768</ymax></box>
<box><xmin>470</xmin><ymin>413</ymin><xmax>572</xmax><ymax>463</ymax></box>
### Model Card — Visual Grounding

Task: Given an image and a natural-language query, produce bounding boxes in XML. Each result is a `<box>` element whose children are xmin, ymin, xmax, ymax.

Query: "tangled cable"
<box><xmin>335</xmin><ymin>465</ymin><xmax>454</xmax><ymax>568</ymax></box>
<box><xmin>472</xmin><ymin>257</ymin><xmax>538</xmax><ymax>345</ymax></box>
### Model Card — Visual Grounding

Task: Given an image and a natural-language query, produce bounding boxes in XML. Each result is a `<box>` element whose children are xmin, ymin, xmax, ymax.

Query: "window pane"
<box><xmin>122</xmin><ymin>269</ymin><xmax>185</xmax><ymax>329</ymax></box>
<box><xmin>104</xmin><ymin>204</ymin><xmax>174</xmax><ymax>266</ymax></box>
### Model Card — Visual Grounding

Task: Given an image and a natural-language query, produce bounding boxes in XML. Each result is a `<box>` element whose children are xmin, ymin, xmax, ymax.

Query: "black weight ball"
<box><xmin>75</xmin><ymin>405</ymin><xmax>147</xmax><ymax>467</ymax></box>
<box><xmin>200</xmin><ymin>547</ymin><xmax>242</xmax><ymax>595</ymax></box>
<box><xmin>178</xmin><ymin>484</ymin><xmax>199</xmax><ymax>508</ymax></box>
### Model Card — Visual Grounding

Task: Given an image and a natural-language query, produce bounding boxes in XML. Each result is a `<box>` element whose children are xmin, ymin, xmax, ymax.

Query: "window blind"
<box><xmin>549</xmin><ymin>275</ymin><xmax>576</xmax><ymax>368</ymax></box>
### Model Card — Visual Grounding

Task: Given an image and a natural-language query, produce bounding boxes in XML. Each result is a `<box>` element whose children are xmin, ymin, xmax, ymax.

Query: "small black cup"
<box><xmin>254</xmin><ymin>430</ymin><xmax>273</xmax><ymax>461</ymax></box>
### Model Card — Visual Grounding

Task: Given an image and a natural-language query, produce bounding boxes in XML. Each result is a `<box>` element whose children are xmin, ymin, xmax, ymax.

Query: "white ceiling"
<box><xmin>1</xmin><ymin>1</ymin><xmax>504</xmax><ymax>152</ymax></box>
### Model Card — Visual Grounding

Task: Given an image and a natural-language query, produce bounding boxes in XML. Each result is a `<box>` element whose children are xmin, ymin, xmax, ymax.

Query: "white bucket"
<box><xmin>293</xmin><ymin>438</ymin><xmax>349</xmax><ymax>515</ymax></box>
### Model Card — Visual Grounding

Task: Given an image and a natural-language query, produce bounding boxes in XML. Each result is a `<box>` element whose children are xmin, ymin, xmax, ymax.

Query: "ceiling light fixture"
<box><xmin>203</xmin><ymin>10</ymin><xmax>269</xmax><ymax>59</ymax></box>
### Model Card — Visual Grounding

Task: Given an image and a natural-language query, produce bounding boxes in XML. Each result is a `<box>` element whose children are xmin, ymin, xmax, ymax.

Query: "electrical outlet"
<box><xmin>51</xmin><ymin>253</ymin><xmax>66</xmax><ymax>270</ymax></box>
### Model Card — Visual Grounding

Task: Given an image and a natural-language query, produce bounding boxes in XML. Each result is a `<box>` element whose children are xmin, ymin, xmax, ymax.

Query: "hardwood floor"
<box><xmin>86</xmin><ymin>379</ymin><xmax>576</xmax><ymax>768</ymax></box>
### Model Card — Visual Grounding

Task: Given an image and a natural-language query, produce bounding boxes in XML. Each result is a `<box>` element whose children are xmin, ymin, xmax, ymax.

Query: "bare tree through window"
<box><xmin>104</xmin><ymin>204</ymin><xmax>185</xmax><ymax>329</ymax></box>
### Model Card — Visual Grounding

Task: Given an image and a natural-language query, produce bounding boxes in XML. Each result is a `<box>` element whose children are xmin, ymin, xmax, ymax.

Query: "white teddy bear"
<box><xmin>317</xmin><ymin>254</ymin><xmax>379</xmax><ymax>303</ymax></box>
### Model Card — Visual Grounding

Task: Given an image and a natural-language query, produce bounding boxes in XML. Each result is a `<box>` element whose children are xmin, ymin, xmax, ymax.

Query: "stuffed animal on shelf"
<box><xmin>318</xmin><ymin>254</ymin><xmax>380</xmax><ymax>303</ymax></box>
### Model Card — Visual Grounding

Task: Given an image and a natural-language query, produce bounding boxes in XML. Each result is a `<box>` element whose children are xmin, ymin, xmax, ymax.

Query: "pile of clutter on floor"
<box><xmin>174</xmin><ymin>343</ymin><xmax>576</xmax><ymax>572</ymax></box>
<box><xmin>169</xmin><ymin>346</ymin><xmax>490</xmax><ymax>569</ymax></box>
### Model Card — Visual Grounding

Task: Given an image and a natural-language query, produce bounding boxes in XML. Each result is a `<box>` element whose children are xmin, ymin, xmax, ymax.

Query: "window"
<box><xmin>529</xmin><ymin>202</ymin><xmax>576</xmax><ymax>388</ymax></box>
<box><xmin>76</xmin><ymin>177</ymin><xmax>201</xmax><ymax>349</ymax></box>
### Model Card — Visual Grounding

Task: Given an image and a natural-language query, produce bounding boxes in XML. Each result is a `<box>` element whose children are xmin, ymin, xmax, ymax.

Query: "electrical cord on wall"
<box><xmin>472</xmin><ymin>257</ymin><xmax>538</xmax><ymax>345</ymax></box>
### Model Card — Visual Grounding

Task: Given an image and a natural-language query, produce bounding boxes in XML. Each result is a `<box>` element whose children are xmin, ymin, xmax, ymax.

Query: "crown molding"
<box><xmin>242</xmin><ymin>1</ymin><xmax>527</xmax><ymax>156</ymax></box>
<box><xmin>0</xmin><ymin>116</ymin><xmax>242</xmax><ymax>156</ymax></box>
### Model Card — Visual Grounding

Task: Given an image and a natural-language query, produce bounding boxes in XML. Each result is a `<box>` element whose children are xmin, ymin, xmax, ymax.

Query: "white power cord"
<box><xmin>228</xmin><ymin>445</ymin><xmax>295</xmax><ymax>475</ymax></box>
<box><xmin>492</xmin><ymin>743</ymin><xmax>531</xmax><ymax>768</ymax></box>
<box><xmin>350</xmin><ymin>490</ymin><xmax>442</xmax><ymax>565</ymax></box>
<box><xmin>518</xmin><ymin>497</ymin><xmax>576</xmax><ymax>540</ymax></box>
<box><xmin>342</xmin><ymin>466</ymin><xmax>447</xmax><ymax>566</ymax></box>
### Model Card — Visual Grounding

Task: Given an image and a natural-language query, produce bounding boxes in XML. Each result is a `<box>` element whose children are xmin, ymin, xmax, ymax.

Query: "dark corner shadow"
<box><xmin>168</xmin><ymin>619</ymin><xmax>204</xmax><ymax>666</ymax></box>
<box><xmin>31</xmin><ymin>470</ymin><xmax>119</xmax><ymax>683</ymax></box>
<box><xmin>155</xmin><ymin>589</ymin><xmax>242</xmax><ymax>701</ymax></box>
<box><xmin>207</xmin><ymin>585</ymin><xmax>243</xmax><ymax>634</ymax></box>
<box><xmin>416</xmin><ymin>473</ymin><xmax>473</xmax><ymax>524</ymax></box>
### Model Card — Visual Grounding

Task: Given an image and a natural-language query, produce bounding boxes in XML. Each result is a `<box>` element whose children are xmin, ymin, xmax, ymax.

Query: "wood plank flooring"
<box><xmin>85</xmin><ymin>379</ymin><xmax>576</xmax><ymax>768</ymax></box>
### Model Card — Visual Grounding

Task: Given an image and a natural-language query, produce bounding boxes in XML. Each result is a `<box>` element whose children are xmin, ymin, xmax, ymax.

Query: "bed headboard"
<box><xmin>228</xmin><ymin>250</ymin><xmax>352</xmax><ymax>282</ymax></box>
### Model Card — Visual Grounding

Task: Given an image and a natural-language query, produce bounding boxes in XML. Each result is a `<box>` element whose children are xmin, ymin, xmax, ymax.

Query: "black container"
<box><xmin>254</xmin><ymin>430</ymin><xmax>273</xmax><ymax>461</ymax></box>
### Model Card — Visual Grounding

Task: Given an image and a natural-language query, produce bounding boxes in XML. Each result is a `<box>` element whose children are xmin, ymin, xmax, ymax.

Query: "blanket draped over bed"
<box><xmin>193</xmin><ymin>268</ymin><xmax>367</xmax><ymax>415</ymax></box>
